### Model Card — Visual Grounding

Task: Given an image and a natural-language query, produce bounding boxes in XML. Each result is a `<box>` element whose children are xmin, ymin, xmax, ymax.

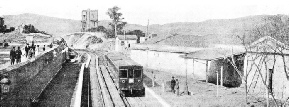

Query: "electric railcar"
<box><xmin>105</xmin><ymin>52</ymin><xmax>145</xmax><ymax>97</ymax></box>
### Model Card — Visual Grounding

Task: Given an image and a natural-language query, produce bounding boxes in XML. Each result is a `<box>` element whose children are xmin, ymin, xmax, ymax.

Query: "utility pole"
<box><xmin>216</xmin><ymin>70</ymin><xmax>219</xmax><ymax>97</ymax></box>
<box><xmin>184</xmin><ymin>53</ymin><xmax>190</xmax><ymax>95</ymax></box>
<box><xmin>146</xmin><ymin>19</ymin><xmax>149</xmax><ymax>37</ymax></box>
<box><xmin>114</xmin><ymin>23</ymin><xmax>117</xmax><ymax>38</ymax></box>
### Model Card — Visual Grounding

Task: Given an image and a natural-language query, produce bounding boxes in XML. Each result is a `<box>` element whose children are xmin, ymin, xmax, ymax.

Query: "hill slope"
<box><xmin>3</xmin><ymin>13</ymin><xmax>81</xmax><ymax>36</ymax></box>
<box><xmin>2</xmin><ymin>13</ymin><xmax>283</xmax><ymax>47</ymax></box>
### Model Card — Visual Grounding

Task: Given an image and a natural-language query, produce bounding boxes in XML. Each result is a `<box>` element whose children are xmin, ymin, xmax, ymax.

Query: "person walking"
<box><xmin>171</xmin><ymin>76</ymin><xmax>176</xmax><ymax>93</ymax></box>
<box><xmin>25</xmin><ymin>43</ymin><xmax>30</xmax><ymax>58</ymax></box>
<box><xmin>28</xmin><ymin>48</ymin><xmax>34</xmax><ymax>59</ymax></box>
<box><xmin>43</xmin><ymin>45</ymin><xmax>46</xmax><ymax>52</ymax></box>
<box><xmin>15</xmin><ymin>46</ymin><xmax>22</xmax><ymax>63</ymax></box>
<box><xmin>175</xmin><ymin>79</ymin><xmax>180</xmax><ymax>96</ymax></box>
<box><xmin>31</xmin><ymin>42</ymin><xmax>36</xmax><ymax>56</ymax></box>
<box><xmin>10</xmin><ymin>47</ymin><xmax>16</xmax><ymax>65</ymax></box>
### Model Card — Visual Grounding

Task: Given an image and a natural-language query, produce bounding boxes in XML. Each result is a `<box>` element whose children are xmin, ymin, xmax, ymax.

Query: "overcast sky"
<box><xmin>1</xmin><ymin>0</ymin><xmax>289</xmax><ymax>25</ymax></box>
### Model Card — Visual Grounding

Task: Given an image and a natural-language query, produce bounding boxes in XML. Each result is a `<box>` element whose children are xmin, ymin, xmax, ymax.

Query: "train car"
<box><xmin>105</xmin><ymin>52</ymin><xmax>145</xmax><ymax>97</ymax></box>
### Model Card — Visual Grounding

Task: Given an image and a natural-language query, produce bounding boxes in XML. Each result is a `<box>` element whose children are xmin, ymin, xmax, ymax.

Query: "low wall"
<box><xmin>130</xmin><ymin>49</ymin><xmax>209</xmax><ymax>80</ymax></box>
<box><xmin>0</xmin><ymin>44</ymin><xmax>67</xmax><ymax>106</ymax></box>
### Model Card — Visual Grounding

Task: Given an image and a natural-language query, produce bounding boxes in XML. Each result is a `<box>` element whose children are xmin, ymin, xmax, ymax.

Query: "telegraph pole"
<box><xmin>184</xmin><ymin>53</ymin><xmax>190</xmax><ymax>95</ymax></box>
<box><xmin>146</xmin><ymin>19</ymin><xmax>149</xmax><ymax>37</ymax></box>
<box><xmin>115</xmin><ymin>23</ymin><xmax>117</xmax><ymax>38</ymax></box>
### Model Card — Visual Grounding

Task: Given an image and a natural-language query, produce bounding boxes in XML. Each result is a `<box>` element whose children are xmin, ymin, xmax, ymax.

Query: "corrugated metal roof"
<box><xmin>180</xmin><ymin>48</ymin><xmax>245</xmax><ymax>60</ymax></box>
<box><xmin>130</xmin><ymin>44</ymin><xmax>203</xmax><ymax>53</ymax></box>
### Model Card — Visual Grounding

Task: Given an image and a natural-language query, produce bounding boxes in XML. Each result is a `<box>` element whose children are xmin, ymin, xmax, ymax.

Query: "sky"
<box><xmin>1</xmin><ymin>0</ymin><xmax>289</xmax><ymax>25</ymax></box>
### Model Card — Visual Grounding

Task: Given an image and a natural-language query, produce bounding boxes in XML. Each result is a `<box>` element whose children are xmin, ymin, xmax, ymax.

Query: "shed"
<box><xmin>180</xmin><ymin>47</ymin><xmax>246</xmax><ymax>87</ymax></box>
<box><xmin>115</xmin><ymin>35</ymin><xmax>138</xmax><ymax>51</ymax></box>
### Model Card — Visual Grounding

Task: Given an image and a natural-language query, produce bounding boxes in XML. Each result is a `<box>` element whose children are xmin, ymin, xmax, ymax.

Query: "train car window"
<box><xmin>119</xmin><ymin>69</ymin><xmax>128</xmax><ymax>78</ymax></box>
<box><xmin>134</xmin><ymin>70</ymin><xmax>142</xmax><ymax>78</ymax></box>
<box><xmin>128</xmin><ymin>69</ymin><xmax>133</xmax><ymax>78</ymax></box>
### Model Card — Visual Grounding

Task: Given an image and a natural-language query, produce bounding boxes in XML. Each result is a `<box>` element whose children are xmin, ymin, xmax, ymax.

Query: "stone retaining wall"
<box><xmin>0</xmin><ymin>44</ymin><xmax>67</xmax><ymax>106</ymax></box>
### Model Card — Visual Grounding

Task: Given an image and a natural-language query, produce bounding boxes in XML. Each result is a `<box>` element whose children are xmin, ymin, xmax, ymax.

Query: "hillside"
<box><xmin>3</xmin><ymin>13</ymin><xmax>81</xmax><ymax>36</ymax></box>
<box><xmin>63</xmin><ymin>32</ymin><xmax>106</xmax><ymax>49</ymax></box>
<box><xmin>141</xmin><ymin>15</ymin><xmax>282</xmax><ymax>47</ymax></box>
<box><xmin>2</xmin><ymin>13</ymin><xmax>283</xmax><ymax>47</ymax></box>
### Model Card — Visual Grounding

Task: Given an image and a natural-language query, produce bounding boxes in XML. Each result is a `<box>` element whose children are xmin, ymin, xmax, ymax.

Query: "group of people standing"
<box><xmin>24</xmin><ymin>43</ymin><xmax>46</xmax><ymax>59</ymax></box>
<box><xmin>9</xmin><ymin>46</ymin><xmax>22</xmax><ymax>65</ymax></box>
<box><xmin>25</xmin><ymin>43</ymin><xmax>36</xmax><ymax>59</ymax></box>
<box><xmin>9</xmin><ymin>42</ymin><xmax>47</xmax><ymax>65</ymax></box>
<box><xmin>171</xmin><ymin>76</ymin><xmax>180</xmax><ymax>96</ymax></box>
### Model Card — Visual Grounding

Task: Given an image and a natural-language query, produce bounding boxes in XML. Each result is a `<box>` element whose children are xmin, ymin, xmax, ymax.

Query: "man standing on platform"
<box><xmin>25</xmin><ymin>43</ymin><xmax>30</xmax><ymax>58</ymax></box>
<box><xmin>175</xmin><ymin>79</ymin><xmax>180</xmax><ymax>96</ymax></box>
<box><xmin>15</xmin><ymin>46</ymin><xmax>22</xmax><ymax>63</ymax></box>
<box><xmin>10</xmin><ymin>47</ymin><xmax>16</xmax><ymax>65</ymax></box>
<box><xmin>171</xmin><ymin>76</ymin><xmax>176</xmax><ymax>93</ymax></box>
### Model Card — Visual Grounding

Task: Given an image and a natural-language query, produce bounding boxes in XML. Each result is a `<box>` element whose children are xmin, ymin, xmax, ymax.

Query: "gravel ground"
<box><xmin>143</xmin><ymin>68</ymin><xmax>284</xmax><ymax>107</ymax></box>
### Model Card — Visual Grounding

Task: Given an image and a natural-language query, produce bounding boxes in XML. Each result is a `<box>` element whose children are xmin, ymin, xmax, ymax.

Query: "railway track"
<box><xmin>101</xmin><ymin>54</ymin><xmax>148</xmax><ymax>107</ymax></box>
<box><xmin>80</xmin><ymin>49</ymin><xmax>164</xmax><ymax>107</ymax></box>
<box><xmin>81</xmin><ymin>50</ymin><xmax>130</xmax><ymax>107</ymax></box>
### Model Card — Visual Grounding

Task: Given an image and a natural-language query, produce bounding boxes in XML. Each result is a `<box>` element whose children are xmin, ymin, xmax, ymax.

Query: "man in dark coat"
<box><xmin>15</xmin><ymin>46</ymin><xmax>22</xmax><ymax>63</ymax></box>
<box><xmin>24</xmin><ymin>43</ymin><xmax>30</xmax><ymax>58</ymax></box>
<box><xmin>10</xmin><ymin>47</ymin><xmax>16</xmax><ymax>65</ymax></box>
<box><xmin>171</xmin><ymin>76</ymin><xmax>176</xmax><ymax>93</ymax></box>
<box><xmin>43</xmin><ymin>45</ymin><xmax>46</xmax><ymax>51</ymax></box>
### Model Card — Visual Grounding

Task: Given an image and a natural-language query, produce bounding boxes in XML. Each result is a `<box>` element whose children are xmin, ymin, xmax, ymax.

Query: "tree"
<box><xmin>233</xmin><ymin>15</ymin><xmax>289</xmax><ymax>106</ymax></box>
<box><xmin>88</xmin><ymin>28</ymin><xmax>97</xmax><ymax>32</ymax></box>
<box><xmin>106</xmin><ymin>6</ymin><xmax>127</xmax><ymax>38</ymax></box>
<box><xmin>9</xmin><ymin>27</ymin><xmax>15</xmax><ymax>31</ymax></box>
<box><xmin>96</xmin><ymin>26</ymin><xmax>107</xmax><ymax>32</ymax></box>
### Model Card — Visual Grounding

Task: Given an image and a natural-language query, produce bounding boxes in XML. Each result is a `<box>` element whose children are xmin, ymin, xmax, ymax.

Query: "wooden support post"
<box><xmin>221</xmin><ymin>66</ymin><xmax>223</xmax><ymax>86</ymax></box>
<box><xmin>162</xmin><ymin>80</ymin><xmax>165</xmax><ymax>93</ymax></box>
<box><xmin>152</xmin><ymin>73</ymin><xmax>155</xmax><ymax>87</ymax></box>
<box><xmin>266</xmin><ymin>69</ymin><xmax>269</xmax><ymax>107</ymax></box>
<box><xmin>184</xmin><ymin>56</ymin><xmax>189</xmax><ymax>95</ymax></box>
<box><xmin>192</xmin><ymin>59</ymin><xmax>195</xmax><ymax>78</ymax></box>
<box><xmin>216</xmin><ymin>70</ymin><xmax>219</xmax><ymax>97</ymax></box>
<box><xmin>206</xmin><ymin>60</ymin><xmax>208</xmax><ymax>83</ymax></box>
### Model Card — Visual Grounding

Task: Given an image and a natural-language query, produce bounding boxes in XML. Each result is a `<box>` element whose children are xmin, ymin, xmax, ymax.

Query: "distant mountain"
<box><xmin>141</xmin><ymin>15</ymin><xmax>285</xmax><ymax>47</ymax></box>
<box><xmin>3</xmin><ymin>13</ymin><xmax>81</xmax><ymax>36</ymax></box>
<box><xmin>2</xmin><ymin>13</ymin><xmax>284</xmax><ymax>47</ymax></box>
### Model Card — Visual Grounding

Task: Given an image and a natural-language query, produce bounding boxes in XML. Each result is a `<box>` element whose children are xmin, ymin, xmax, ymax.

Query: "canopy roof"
<box><xmin>180</xmin><ymin>48</ymin><xmax>245</xmax><ymax>60</ymax></box>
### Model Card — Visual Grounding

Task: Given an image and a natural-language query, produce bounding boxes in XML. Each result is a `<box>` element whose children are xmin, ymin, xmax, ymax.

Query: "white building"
<box><xmin>139</xmin><ymin>37</ymin><xmax>147</xmax><ymax>43</ymax></box>
<box><xmin>115</xmin><ymin>35</ymin><xmax>138</xmax><ymax>51</ymax></box>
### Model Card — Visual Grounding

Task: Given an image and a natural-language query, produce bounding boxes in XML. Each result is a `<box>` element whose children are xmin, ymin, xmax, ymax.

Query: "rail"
<box><xmin>89</xmin><ymin>54</ymin><xmax>104</xmax><ymax>107</ymax></box>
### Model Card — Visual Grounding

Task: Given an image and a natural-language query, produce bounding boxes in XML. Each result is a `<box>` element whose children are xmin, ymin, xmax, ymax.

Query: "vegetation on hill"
<box><xmin>239</xmin><ymin>14</ymin><xmax>289</xmax><ymax>45</ymax></box>
<box><xmin>22</xmin><ymin>24</ymin><xmax>50</xmax><ymax>35</ymax></box>
<box><xmin>0</xmin><ymin>17</ymin><xmax>15</xmax><ymax>33</ymax></box>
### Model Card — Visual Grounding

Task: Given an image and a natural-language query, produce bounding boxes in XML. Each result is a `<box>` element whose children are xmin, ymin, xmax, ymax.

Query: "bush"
<box><xmin>9</xmin><ymin>27</ymin><xmax>15</xmax><ymax>31</ymax></box>
<box><xmin>22</xmin><ymin>24</ymin><xmax>49</xmax><ymax>35</ymax></box>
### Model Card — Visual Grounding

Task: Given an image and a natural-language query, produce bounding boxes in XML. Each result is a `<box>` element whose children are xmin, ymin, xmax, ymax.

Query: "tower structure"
<box><xmin>81</xmin><ymin>9</ymin><xmax>98</xmax><ymax>32</ymax></box>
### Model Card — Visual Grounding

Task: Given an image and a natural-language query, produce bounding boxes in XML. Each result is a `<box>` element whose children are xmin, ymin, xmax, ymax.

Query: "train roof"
<box><xmin>106</xmin><ymin>52</ymin><xmax>142</xmax><ymax>67</ymax></box>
